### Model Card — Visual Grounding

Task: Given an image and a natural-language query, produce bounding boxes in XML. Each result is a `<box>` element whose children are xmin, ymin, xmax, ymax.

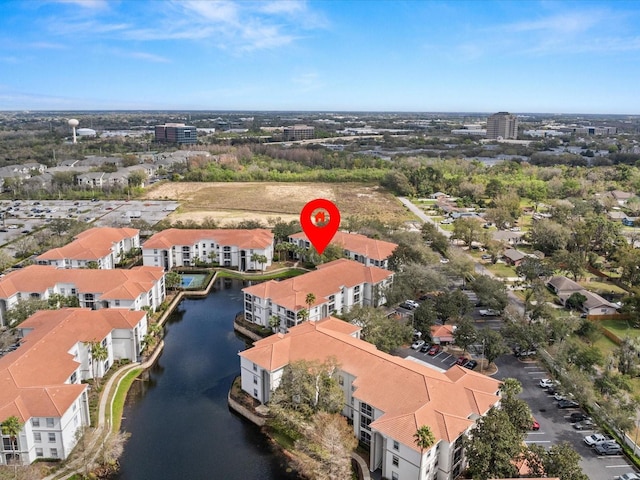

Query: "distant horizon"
<box><xmin>2</xmin><ymin>1</ymin><xmax>640</xmax><ymax>113</ymax></box>
<box><xmin>2</xmin><ymin>109</ymin><xmax>639</xmax><ymax>118</ymax></box>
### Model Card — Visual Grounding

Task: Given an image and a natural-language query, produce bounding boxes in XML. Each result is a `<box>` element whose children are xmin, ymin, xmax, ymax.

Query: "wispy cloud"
<box><xmin>292</xmin><ymin>72</ymin><xmax>323</xmax><ymax>92</ymax></box>
<box><xmin>28</xmin><ymin>41</ymin><xmax>66</xmax><ymax>50</ymax></box>
<box><xmin>127</xmin><ymin>51</ymin><xmax>171</xmax><ymax>63</ymax></box>
<box><xmin>52</xmin><ymin>0</ymin><xmax>109</xmax><ymax>10</ymax></box>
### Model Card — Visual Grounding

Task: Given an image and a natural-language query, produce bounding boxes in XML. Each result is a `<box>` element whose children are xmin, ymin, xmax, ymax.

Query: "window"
<box><xmin>114</xmin><ymin>299</ymin><xmax>120</xmax><ymax>307</ymax></box>
<box><xmin>223</xmin><ymin>252</ymin><xmax>231</xmax><ymax>260</ymax></box>
<box><xmin>50</xmin><ymin>448</ymin><xmax>58</xmax><ymax>458</ymax></box>
<box><xmin>253</xmin><ymin>363</ymin><xmax>258</xmax><ymax>372</ymax></box>
<box><xmin>360</xmin><ymin>403</ymin><xmax>373</xmax><ymax>417</ymax></box>
<box><xmin>354</xmin><ymin>285</ymin><xmax>360</xmax><ymax>293</ymax></box>
<box><xmin>34</xmin><ymin>432</ymin><xmax>41</xmax><ymax>442</ymax></box>
<box><xmin>354</xmin><ymin>293</ymin><xmax>360</xmax><ymax>303</ymax></box>
<box><xmin>338</xmin><ymin>375</ymin><xmax>344</xmax><ymax>386</ymax></box>
<box><xmin>393</xmin><ymin>440</ymin><xmax>399</xmax><ymax>450</ymax></box>
<box><xmin>253</xmin><ymin>376</ymin><xmax>258</xmax><ymax>385</ymax></box>
<box><xmin>253</xmin><ymin>389</ymin><xmax>258</xmax><ymax>397</ymax></box>
<box><xmin>70</xmin><ymin>372</ymin><xmax>77</xmax><ymax>384</ymax></box>
<box><xmin>392</xmin><ymin>456</ymin><xmax>399</xmax><ymax>467</ymax></box>
<box><xmin>392</xmin><ymin>473</ymin><xmax>399</xmax><ymax>480</ymax></box>
<box><xmin>46</xmin><ymin>418</ymin><xmax>54</xmax><ymax>428</ymax></box>
<box><xmin>223</xmin><ymin>246</ymin><xmax>231</xmax><ymax>252</ymax></box>
<box><xmin>359</xmin><ymin>430</ymin><xmax>371</xmax><ymax>446</ymax></box>
<box><xmin>48</xmin><ymin>432</ymin><xmax>56</xmax><ymax>443</ymax></box>
<box><xmin>36</xmin><ymin>448</ymin><xmax>43</xmax><ymax>458</ymax></box>
<box><xmin>32</xmin><ymin>418</ymin><xmax>40</xmax><ymax>427</ymax></box>
<box><xmin>101</xmin><ymin>338</ymin><xmax>107</xmax><ymax>348</ymax></box>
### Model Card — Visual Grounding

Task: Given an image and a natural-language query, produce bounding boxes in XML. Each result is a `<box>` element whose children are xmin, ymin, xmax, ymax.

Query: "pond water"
<box><xmin>116</xmin><ymin>278</ymin><xmax>298</xmax><ymax>480</ymax></box>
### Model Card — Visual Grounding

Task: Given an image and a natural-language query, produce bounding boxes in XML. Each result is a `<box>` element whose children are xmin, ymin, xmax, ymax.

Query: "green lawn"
<box><xmin>485</xmin><ymin>262</ymin><xmax>517</xmax><ymax>278</ymax></box>
<box><xmin>580</xmin><ymin>280</ymin><xmax>627</xmax><ymax>295</ymax></box>
<box><xmin>110</xmin><ymin>367</ymin><xmax>142</xmax><ymax>432</ymax></box>
<box><xmin>600</xmin><ymin>319</ymin><xmax>640</xmax><ymax>341</ymax></box>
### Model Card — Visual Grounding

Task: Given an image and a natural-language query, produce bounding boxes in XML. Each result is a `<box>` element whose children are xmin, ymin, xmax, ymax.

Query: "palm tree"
<box><xmin>305</xmin><ymin>293</ymin><xmax>316</xmax><ymax>321</ymax></box>
<box><xmin>297</xmin><ymin>308</ymin><xmax>308</xmax><ymax>325</ymax></box>
<box><xmin>89</xmin><ymin>340</ymin><xmax>109</xmax><ymax>386</ymax></box>
<box><xmin>1</xmin><ymin>415</ymin><xmax>24</xmax><ymax>471</ymax></box>
<box><xmin>414</xmin><ymin>425</ymin><xmax>435</xmax><ymax>456</ymax></box>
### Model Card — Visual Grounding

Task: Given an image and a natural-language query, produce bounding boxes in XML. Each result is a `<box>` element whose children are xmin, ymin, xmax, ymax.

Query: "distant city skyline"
<box><xmin>1</xmin><ymin>0</ymin><xmax>640</xmax><ymax>114</ymax></box>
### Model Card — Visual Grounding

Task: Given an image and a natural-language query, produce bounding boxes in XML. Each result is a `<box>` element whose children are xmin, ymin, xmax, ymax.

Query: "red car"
<box><xmin>455</xmin><ymin>356</ymin><xmax>468</xmax><ymax>366</ymax></box>
<box><xmin>427</xmin><ymin>345</ymin><xmax>441</xmax><ymax>356</ymax></box>
<box><xmin>531</xmin><ymin>418</ymin><xmax>540</xmax><ymax>431</ymax></box>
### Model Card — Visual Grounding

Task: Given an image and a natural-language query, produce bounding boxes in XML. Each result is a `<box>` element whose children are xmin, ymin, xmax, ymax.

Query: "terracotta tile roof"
<box><xmin>37</xmin><ymin>227</ymin><xmax>138</xmax><ymax>262</ymax></box>
<box><xmin>430</xmin><ymin>324</ymin><xmax>455</xmax><ymax>340</ymax></box>
<box><xmin>243</xmin><ymin>259</ymin><xmax>393</xmax><ymax>310</ymax></box>
<box><xmin>0</xmin><ymin>308</ymin><xmax>143</xmax><ymax>423</ymax></box>
<box><xmin>143</xmin><ymin>228</ymin><xmax>273</xmax><ymax>250</ymax></box>
<box><xmin>0</xmin><ymin>265</ymin><xmax>164</xmax><ymax>300</ymax></box>
<box><xmin>289</xmin><ymin>231</ymin><xmax>398</xmax><ymax>261</ymax></box>
<box><xmin>240</xmin><ymin>317</ymin><xmax>501</xmax><ymax>452</ymax></box>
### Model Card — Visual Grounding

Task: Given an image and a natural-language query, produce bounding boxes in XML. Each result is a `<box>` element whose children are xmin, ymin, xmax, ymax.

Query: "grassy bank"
<box><xmin>109</xmin><ymin>368</ymin><xmax>142</xmax><ymax>432</ymax></box>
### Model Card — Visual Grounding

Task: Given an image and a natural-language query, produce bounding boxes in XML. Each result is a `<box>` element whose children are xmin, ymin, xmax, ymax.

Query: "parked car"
<box><xmin>595</xmin><ymin>443</ymin><xmax>622</xmax><ymax>455</ymax></box>
<box><xmin>455</xmin><ymin>356</ymin><xmax>468</xmax><ymax>366</ymax></box>
<box><xmin>539</xmin><ymin>378</ymin><xmax>555</xmax><ymax>388</ymax></box>
<box><xmin>553</xmin><ymin>392</ymin><xmax>568</xmax><ymax>401</ymax></box>
<box><xmin>616</xmin><ymin>473</ymin><xmax>640</xmax><ymax>480</ymax></box>
<box><xmin>573</xmin><ymin>419</ymin><xmax>595</xmax><ymax>430</ymax></box>
<box><xmin>464</xmin><ymin>360</ymin><xmax>478</xmax><ymax>370</ymax></box>
<box><xmin>584</xmin><ymin>433</ymin><xmax>609</xmax><ymax>447</ymax></box>
<box><xmin>531</xmin><ymin>418</ymin><xmax>540</xmax><ymax>431</ymax></box>
<box><xmin>404</xmin><ymin>300</ymin><xmax>419</xmax><ymax>309</ymax></box>
<box><xmin>481</xmin><ymin>254</ymin><xmax>492</xmax><ymax>260</ymax></box>
<box><xmin>569</xmin><ymin>412</ymin><xmax>590</xmax><ymax>423</ymax></box>
<box><xmin>411</xmin><ymin>340</ymin><xmax>426</xmax><ymax>350</ymax></box>
<box><xmin>427</xmin><ymin>345</ymin><xmax>441</xmax><ymax>356</ymax></box>
<box><xmin>420</xmin><ymin>343</ymin><xmax>431</xmax><ymax>353</ymax></box>
<box><xmin>479</xmin><ymin>309</ymin><xmax>500</xmax><ymax>316</ymax></box>
<box><xmin>558</xmin><ymin>399</ymin><xmax>580</xmax><ymax>409</ymax></box>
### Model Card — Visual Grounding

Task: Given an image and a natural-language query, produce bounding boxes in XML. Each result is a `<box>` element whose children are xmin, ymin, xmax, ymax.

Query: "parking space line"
<box><xmin>604</xmin><ymin>464</ymin><xmax>631</xmax><ymax>468</ymax></box>
<box><xmin>597</xmin><ymin>456</ymin><xmax>624</xmax><ymax>459</ymax></box>
<box><xmin>441</xmin><ymin>354</ymin><xmax>452</xmax><ymax>363</ymax></box>
<box><xmin>524</xmin><ymin>440</ymin><xmax>550</xmax><ymax>443</ymax></box>
<box><xmin>524</xmin><ymin>366</ymin><xmax>540</xmax><ymax>369</ymax></box>
<box><xmin>434</xmin><ymin>352</ymin><xmax>445</xmax><ymax>359</ymax></box>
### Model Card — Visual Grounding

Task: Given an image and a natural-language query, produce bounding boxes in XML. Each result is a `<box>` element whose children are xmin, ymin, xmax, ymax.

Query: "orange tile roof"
<box><xmin>0</xmin><ymin>265</ymin><xmax>164</xmax><ymax>300</ymax></box>
<box><xmin>37</xmin><ymin>227</ymin><xmax>139</xmax><ymax>262</ymax></box>
<box><xmin>289</xmin><ymin>231</ymin><xmax>397</xmax><ymax>261</ymax></box>
<box><xmin>240</xmin><ymin>317</ymin><xmax>501</xmax><ymax>452</ymax></box>
<box><xmin>143</xmin><ymin>228</ymin><xmax>273</xmax><ymax>250</ymax></box>
<box><xmin>431</xmin><ymin>324</ymin><xmax>455</xmax><ymax>340</ymax></box>
<box><xmin>0</xmin><ymin>308</ymin><xmax>144</xmax><ymax>423</ymax></box>
<box><xmin>243</xmin><ymin>259</ymin><xmax>393</xmax><ymax>310</ymax></box>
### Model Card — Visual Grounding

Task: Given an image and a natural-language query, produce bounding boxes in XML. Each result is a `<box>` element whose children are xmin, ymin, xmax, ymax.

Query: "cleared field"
<box><xmin>143</xmin><ymin>182</ymin><xmax>413</xmax><ymax>226</ymax></box>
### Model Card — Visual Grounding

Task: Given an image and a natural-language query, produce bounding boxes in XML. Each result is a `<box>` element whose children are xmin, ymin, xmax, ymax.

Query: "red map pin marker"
<box><xmin>300</xmin><ymin>199</ymin><xmax>341</xmax><ymax>255</ymax></box>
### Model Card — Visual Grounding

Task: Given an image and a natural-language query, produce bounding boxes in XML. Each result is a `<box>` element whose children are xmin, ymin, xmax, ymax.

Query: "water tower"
<box><xmin>68</xmin><ymin>118</ymin><xmax>79</xmax><ymax>144</ymax></box>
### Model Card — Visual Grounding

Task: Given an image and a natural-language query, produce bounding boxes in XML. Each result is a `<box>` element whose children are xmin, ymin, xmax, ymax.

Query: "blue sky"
<box><xmin>1</xmin><ymin>0</ymin><xmax>640</xmax><ymax>113</ymax></box>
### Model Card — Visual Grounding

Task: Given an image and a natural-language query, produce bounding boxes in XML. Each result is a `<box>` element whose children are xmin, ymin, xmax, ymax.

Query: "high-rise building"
<box><xmin>154</xmin><ymin>123</ymin><xmax>197</xmax><ymax>144</ymax></box>
<box><xmin>486</xmin><ymin>112</ymin><xmax>518</xmax><ymax>140</ymax></box>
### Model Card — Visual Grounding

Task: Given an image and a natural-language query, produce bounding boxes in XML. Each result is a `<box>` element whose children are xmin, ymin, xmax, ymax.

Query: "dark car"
<box><xmin>464</xmin><ymin>360</ymin><xmax>478</xmax><ymax>370</ymax></box>
<box><xmin>573</xmin><ymin>419</ymin><xmax>595</xmax><ymax>430</ymax></box>
<box><xmin>427</xmin><ymin>345</ymin><xmax>441</xmax><ymax>356</ymax></box>
<box><xmin>558</xmin><ymin>399</ymin><xmax>580</xmax><ymax>409</ymax></box>
<box><xmin>569</xmin><ymin>412</ymin><xmax>590</xmax><ymax>423</ymax></box>
<box><xmin>420</xmin><ymin>344</ymin><xmax>431</xmax><ymax>353</ymax></box>
<box><xmin>595</xmin><ymin>443</ymin><xmax>622</xmax><ymax>455</ymax></box>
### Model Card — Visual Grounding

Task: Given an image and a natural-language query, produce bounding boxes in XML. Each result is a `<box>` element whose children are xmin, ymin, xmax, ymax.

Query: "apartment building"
<box><xmin>239</xmin><ymin>318</ymin><xmax>502</xmax><ymax>480</ymax></box>
<box><xmin>242</xmin><ymin>258</ymin><xmax>393</xmax><ymax>329</ymax></box>
<box><xmin>142</xmin><ymin>228</ymin><xmax>274</xmax><ymax>271</ymax></box>
<box><xmin>288</xmin><ymin>231</ymin><xmax>398</xmax><ymax>269</ymax></box>
<box><xmin>0</xmin><ymin>308</ymin><xmax>147</xmax><ymax>465</ymax></box>
<box><xmin>36</xmin><ymin>227</ymin><xmax>140</xmax><ymax>269</ymax></box>
<box><xmin>0</xmin><ymin>266</ymin><xmax>165</xmax><ymax>327</ymax></box>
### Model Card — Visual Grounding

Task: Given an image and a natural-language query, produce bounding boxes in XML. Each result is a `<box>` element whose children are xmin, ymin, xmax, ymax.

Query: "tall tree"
<box><xmin>89</xmin><ymin>340</ymin><xmax>109</xmax><ymax>386</ymax></box>
<box><xmin>342</xmin><ymin>305</ymin><xmax>412</xmax><ymax>353</ymax></box>
<box><xmin>1</xmin><ymin>415</ymin><xmax>23</xmax><ymax>468</ymax></box>
<box><xmin>414</xmin><ymin>425</ymin><xmax>436</xmax><ymax>453</ymax></box>
<box><xmin>470</xmin><ymin>275</ymin><xmax>508</xmax><ymax>311</ymax></box>
<box><xmin>453</xmin><ymin>317</ymin><xmax>477</xmax><ymax>354</ymax></box>
<box><xmin>523</xmin><ymin>443</ymin><xmax>589</xmax><ymax>480</ymax></box>
<box><xmin>478</xmin><ymin>328</ymin><xmax>510</xmax><ymax>366</ymax></box>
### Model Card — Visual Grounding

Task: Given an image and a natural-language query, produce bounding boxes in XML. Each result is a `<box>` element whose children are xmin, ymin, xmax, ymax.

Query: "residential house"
<box><xmin>142</xmin><ymin>229</ymin><xmax>274</xmax><ymax>271</ymax></box>
<box><xmin>502</xmin><ymin>248</ymin><xmax>526</xmax><ymax>267</ymax></box>
<box><xmin>546</xmin><ymin>276</ymin><xmax>619</xmax><ymax>316</ymax></box>
<box><xmin>607</xmin><ymin>190</ymin><xmax>636</xmax><ymax>206</ymax></box>
<box><xmin>36</xmin><ymin>227</ymin><xmax>140</xmax><ymax>269</ymax></box>
<box><xmin>288</xmin><ymin>231</ymin><xmax>398</xmax><ymax>269</ymax></box>
<box><xmin>242</xmin><ymin>258</ymin><xmax>394</xmax><ymax>329</ymax></box>
<box><xmin>0</xmin><ymin>265</ymin><xmax>165</xmax><ymax>327</ymax></box>
<box><xmin>239</xmin><ymin>317</ymin><xmax>502</xmax><ymax>480</ymax></box>
<box><xmin>0</xmin><ymin>308</ymin><xmax>147</xmax><ymax>465</ymax></box>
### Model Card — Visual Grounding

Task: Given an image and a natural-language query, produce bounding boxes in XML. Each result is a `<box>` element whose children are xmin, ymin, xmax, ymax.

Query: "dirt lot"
<box><xmin>143</xmin><ymin>182</ymin><xmax>413</xmax><ymax>227</ymax></box>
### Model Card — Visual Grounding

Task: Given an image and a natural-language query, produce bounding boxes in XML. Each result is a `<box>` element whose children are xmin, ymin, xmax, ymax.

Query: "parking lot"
<box><xmin>0</xmin><ymin>199</ymin><xmax>178</xmax><ymax>257</ymax></box>
<box><xmin>496</xmin><ymin>354</ymin><xmax>638</xmax><ymax>479</ymax></box>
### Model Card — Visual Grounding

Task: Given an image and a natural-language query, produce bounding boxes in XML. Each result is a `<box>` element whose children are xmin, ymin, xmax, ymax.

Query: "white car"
<box><xmin>479</xmin><ymin>309</ymin><xmax>500</xmax><ymax>317</ymax></box>
<box><xmin>411</xmin><ymin>340</ymin><xmax>426</xmax><ymax>350</ymax></box>
<box><xmin>539</xmin><ymin>378</ymin><xmax>555</xmax><ymax>388</ymax></box>
<box><xmin>405</xmin><ymin>300</ymin><xmax>420</xmax><ymax>309</ymax></box>
<box><xmin>584</xmin><ymin>433</ymin><xmax>610</xmax><ymax>447</ymax></box>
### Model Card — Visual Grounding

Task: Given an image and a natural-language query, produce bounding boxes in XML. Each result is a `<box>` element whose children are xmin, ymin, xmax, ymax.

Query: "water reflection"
<box><xmin>116</xmin><ymin>278</ymin><xmax>298</xmax><ymax>480</ymax></box>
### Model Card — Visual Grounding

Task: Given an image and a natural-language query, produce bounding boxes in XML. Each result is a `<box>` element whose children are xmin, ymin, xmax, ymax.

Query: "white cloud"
<box><xmin>53</xmin><ymin>0</ymin><xmax>110</xmax><ymax>10</ymax></box>
<box><xmin>127</xmin><ymin>51</ymin><xmax>171</xmax><ymax>63</ymax></box>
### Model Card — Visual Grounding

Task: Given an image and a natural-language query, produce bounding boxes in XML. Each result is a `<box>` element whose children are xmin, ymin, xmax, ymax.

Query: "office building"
<box><xmin>486</xmin><ymin>112</ymin><xmax>518</xmax><ymax>140</ymax></box>
<box><xmin>154</xmin><ymin>123</ymin><xmax>197</xmax><ymax>145</ymax></box>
